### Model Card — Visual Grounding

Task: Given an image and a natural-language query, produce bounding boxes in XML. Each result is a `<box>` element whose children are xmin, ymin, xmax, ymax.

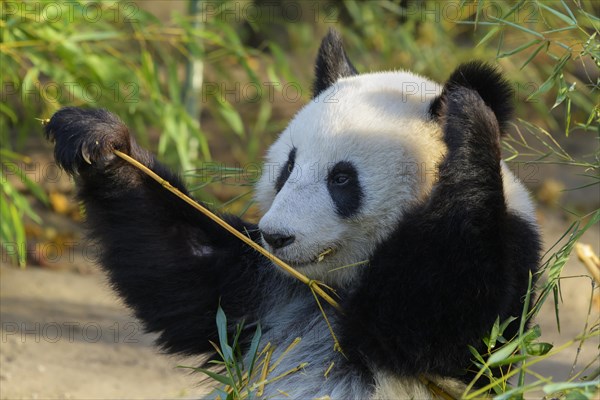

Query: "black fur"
<box><xmin>275</xmin><ymin>147</ymin><xmax>296</xmax><ymax>193</ymax></box>
<box><xmin>430</xmin><ymin>61</ymin><xmax>514</xmax><ymax>133</ymax></box>
<box><xmin>45</xmin><ymin>108</ymin><xmax>268</xmax><ymax>357</ymax></box>
<box><xmin>313</xmin><ymin>28</ymin><xmax>358</xmax><ymax>97</ymax></box>
<box><xmin>327</xmin><ymin>161</ymin><xmax>363</xmax><ymax>218</ymax></box>
<box><xmin>341</xmin><ymin>87</ymin><xmax>540</xmax><ymax>381</ymax></box>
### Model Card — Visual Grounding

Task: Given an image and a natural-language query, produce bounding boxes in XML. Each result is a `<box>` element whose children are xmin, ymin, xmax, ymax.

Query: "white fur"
<box><xmin>248</xmin><ymin>285</ymin><xmax>369</xmax><ymax>399</ymax></box>
<box><xmin>372</xmin><ymin>373</ymin><xmax>467</xmax><ymax>400</ymax></box>
<box><xmin>501</xmin><ymin>161</ymin><xmax>537</xmax><ymax>224</ymax></box>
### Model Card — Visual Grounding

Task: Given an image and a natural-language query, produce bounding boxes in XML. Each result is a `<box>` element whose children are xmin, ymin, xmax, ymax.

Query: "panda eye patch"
<box><xmin>275</xmin><ymin>147</ymin><xmax>296</xmax><ymax>193</ymax></box>
<box><xmin>327</xmin><ymin>161</ymin><xmax>362</xmax><ymax>218</ymax></box>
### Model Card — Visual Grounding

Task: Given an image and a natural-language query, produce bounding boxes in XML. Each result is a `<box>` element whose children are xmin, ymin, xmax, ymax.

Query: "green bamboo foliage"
<box><xmin>1</xmin><ymin>1</ymin><xmax>598</xmax><ymax>397</ymax></box>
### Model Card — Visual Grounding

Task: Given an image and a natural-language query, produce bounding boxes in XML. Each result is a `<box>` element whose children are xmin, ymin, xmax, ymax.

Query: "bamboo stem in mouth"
<box><xmin>113</xmin><ymin>149</ymin><xmax>342</xmax><ymax>313</ymax></box>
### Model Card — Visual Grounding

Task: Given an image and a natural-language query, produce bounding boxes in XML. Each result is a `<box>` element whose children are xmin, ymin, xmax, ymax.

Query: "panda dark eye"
<box><xmin>332</xmin><ymin>173</ymin><xmax>350</xmax><ymax>185</ymax></box>
<box><xmin>327</xmin><ymin>161</ymin><xmax>362</xmax><ymax>218</ymax></box>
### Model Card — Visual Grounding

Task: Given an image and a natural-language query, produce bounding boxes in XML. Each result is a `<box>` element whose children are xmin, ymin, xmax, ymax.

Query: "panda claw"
<box><xmin>81</xmin><ymin>147</ymin><xmax>92</xmax><ymax>165</ymax></box>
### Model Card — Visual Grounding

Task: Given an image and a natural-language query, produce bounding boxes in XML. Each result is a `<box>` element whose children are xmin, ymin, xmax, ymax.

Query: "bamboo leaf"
<box><xmin>179</xmin><ymin>366</ymin><xmax>235</xmax><ymax>387</ymax></box>
<box><xmin>542</xmin><ymin>25</ymin><xmax>577</xmax><ymax>34</ymax></box>
<box><xmin>498</xmin><ymin>39</ymin><xmax>541</xmax><ymax>58</ymax></box>
<box><xmin>0</xmin><ymin>103</ymin><xmax>17</xmax><ymax>123</ymax></box>
<box><xmin>216</xmin><ymin>305</ymin><xmax>233</xmax><ymax>363</ymax></box>
<box><xmin>476</xmin><ymin>26</ymin><xmax>501</xmax><ymax>48</ymax></box>
<box><xmin>538</xmin><ymin>3</ymin><xmax>576</xmax><ymax>25</ymax></box>
<box><xmin>489</xmin><ymin>17</ymin><xmax>545</xmax><ymax>39</ymax></box>
<box><xmin>485</xmin><ymin>316</ymin><xmax>501</xmax><ymax>350</ymax></box>
<box><xmin>544</xmin><ymin>381</ymin><xmax>600</xmax><ymax>394</ymax></box>
<box><xmin>527</xmin><ymin>53</ymin><xmax>571</xmax><ymax>101</ymax></box>
<box><xmin>552</xmin><ymin>74</ymin><xmax>569</xmax><ymax>109</ymax></box>
<box><xmin>68</xmin><ymin>31</ymin><xmax>124</xmax><ymax>42</ymax></box>
<box><xmin>499</xmin><ymin>316</ymin><xmax>519</xmax><ymax>335</ymax></box>
<box><xmin>520</xmin><ymin>41</ymin><xmax>548</xmax><ymax>70</ymax></box>
<box><xmin>487</xmin><ymin>341</ymin><xmax>519</xmax><ymax>366</ymax></box>
<box><xmin>216</xmin><ymin>99</ymin><xmax>245</xmax><ymax>137</ymax></box>
<box><xmin>247</xmin><ymin>324</ymin><xmax>262</xmax><ymax>378</ymax></box>
<box><xmin>9</xmin><ymin>202</ymin><xmax>26</xmax><ymax>267</ymax></box>
<box><xmin>526</xmin><ymin>342</ymin><xmax>554</xmax><ymax>356</ymax></box>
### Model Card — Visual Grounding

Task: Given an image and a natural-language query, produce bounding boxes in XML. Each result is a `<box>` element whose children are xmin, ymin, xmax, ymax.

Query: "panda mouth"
<box><xmin>278</xmin><ymin>247</ymin><xmax>336</xmax><ymax>267</ymax></box>
<box><xmin>316</xmin><ymin>248</ymin><xmax>335</xmax><ymax>262</ymax></box>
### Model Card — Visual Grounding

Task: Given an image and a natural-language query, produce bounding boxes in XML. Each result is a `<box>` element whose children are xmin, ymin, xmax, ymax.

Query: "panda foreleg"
<box><xmin>45</xmin><ymin>107</ymin><xmax>265</xmax><ymax>356</ymax></box>
<box><xmin>341</xmin><ymin>87</ymin><xmax>535</xmax><ymax>380</ymax></box>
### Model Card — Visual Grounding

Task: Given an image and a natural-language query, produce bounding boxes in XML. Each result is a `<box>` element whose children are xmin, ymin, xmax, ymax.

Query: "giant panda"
<box><xmin>45</xmin><ymin>29</ymin><xmax>540</xmax><ymax>399</ymax></box>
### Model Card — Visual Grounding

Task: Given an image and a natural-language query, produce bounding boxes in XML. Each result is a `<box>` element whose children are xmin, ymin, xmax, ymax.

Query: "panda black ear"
<box><xmin>430</xmin><ymin>61</ymin><xmax>514</xmax><ymax>133</ymax></box>
<box><xmin>313</xmin><ymin>28</ymin><xmax>358</xmax><ymax>98</ymax></box>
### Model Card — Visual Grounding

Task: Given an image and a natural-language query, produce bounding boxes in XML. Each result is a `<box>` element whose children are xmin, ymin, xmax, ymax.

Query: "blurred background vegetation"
<box><xmin>1</xmin><ymin>0</ymin><xmax>598</xmax><ymax>398</ymax></box>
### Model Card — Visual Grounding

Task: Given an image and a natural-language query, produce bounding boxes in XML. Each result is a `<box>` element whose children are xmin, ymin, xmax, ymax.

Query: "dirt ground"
<box><xmin>0</xmin><ymin>145</ymin><xmax>598</xmax><ymax>399</ymax></box>
<box><xmin>0</xmin><ymin>264</ymin><xmax>208</xmax><ymax>400</ymax></box>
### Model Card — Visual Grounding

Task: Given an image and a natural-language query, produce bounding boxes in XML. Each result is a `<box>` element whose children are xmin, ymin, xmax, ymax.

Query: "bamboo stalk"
<box><xmin>113</xmin><ymin>149</ymin><xmax>342</xmax><ymax>312</ymax></box>
<box><xmin>256</xmin><ymin>345</ymin><xmax>273</xmax><ymax>397</ymax></box>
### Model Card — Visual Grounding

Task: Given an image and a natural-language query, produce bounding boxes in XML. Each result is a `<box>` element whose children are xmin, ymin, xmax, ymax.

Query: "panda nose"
<box><xmin>262</xmin><ymin>232</ymin><xmax>295</xmax><ymax>249</ymax></box>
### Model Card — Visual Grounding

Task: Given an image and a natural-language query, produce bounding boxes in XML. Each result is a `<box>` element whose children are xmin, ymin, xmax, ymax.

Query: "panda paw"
<box><xmin>45</xmin><ymin>107</ymin><xmax>131</xmax><ymax>174</ymax></box>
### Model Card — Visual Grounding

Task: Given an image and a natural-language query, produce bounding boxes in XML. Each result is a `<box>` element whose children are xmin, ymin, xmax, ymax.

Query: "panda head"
<box><xmin>256</xmin><ymin>29</ymin><xmax>513</xmax><ymax>287</ymax></box>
